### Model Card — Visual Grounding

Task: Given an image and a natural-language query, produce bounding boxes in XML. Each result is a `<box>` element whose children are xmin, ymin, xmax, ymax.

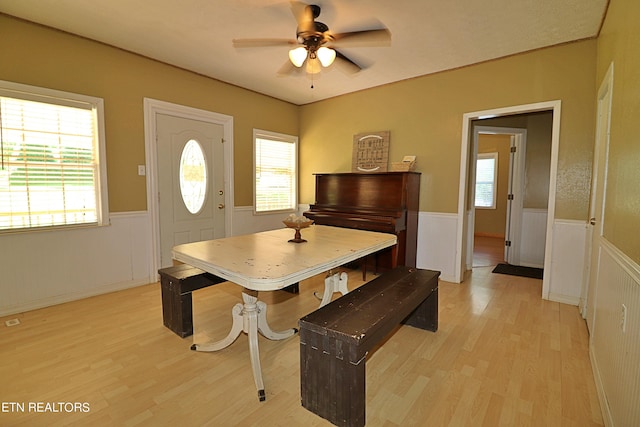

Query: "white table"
<box><xmin>172</xmin><ymin>225</ymin><xmax>397</xmax><ymax>401</ymax></box>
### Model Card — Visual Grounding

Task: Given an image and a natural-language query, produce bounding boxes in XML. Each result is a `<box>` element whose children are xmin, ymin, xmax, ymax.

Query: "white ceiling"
<box><xmin>1</xmin><ymin>0</ymin><xmax>608</xmax><ymax>105</ymax></box>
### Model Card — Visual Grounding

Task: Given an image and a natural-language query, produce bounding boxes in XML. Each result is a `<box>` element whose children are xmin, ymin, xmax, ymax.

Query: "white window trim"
<box><xmin>475</xmin><ymin>152</ymin><xmax>498</xmax><ymax>210</ymax></box>
<box><xmin>0</xmin><ymin>80</ymin><xmax>109</xmax><ymax>232</ymax></box>
<box><xmin>253</xmin><ymin>129</ymin><xmax>298</xmax><ymax>215</ymax></box>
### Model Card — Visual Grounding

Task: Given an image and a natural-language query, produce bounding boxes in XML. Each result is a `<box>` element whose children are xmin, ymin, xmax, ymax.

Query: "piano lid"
<box><xmin>312</xmin><ymin>172</ymin><xmax>419</xmax><ymax>210</ymax></box>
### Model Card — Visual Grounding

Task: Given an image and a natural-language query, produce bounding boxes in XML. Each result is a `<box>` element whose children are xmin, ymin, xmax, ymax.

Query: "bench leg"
<box><xmin>301</xmin><ymin>332</ymin><xmax>367</xmax><ymax>427</ymax></box>
<box><xmin>281</xmin><ymin>283</ymin><xmax>299</xmax><ymax>294</ymax></box>
<box><xmin>403</xmin><ymin>286</ymin><xmax>438</xmax><ymax>332</ymax></box>
<box><xmin>161</xmin><ymin>280</ymin><xmax>195</xmax><ymax>338</ymax></box>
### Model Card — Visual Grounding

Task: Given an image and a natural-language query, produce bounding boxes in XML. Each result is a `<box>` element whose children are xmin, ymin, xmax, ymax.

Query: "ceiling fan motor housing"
<box><xmin>297</xmin><ymin>21</ymin><xmax>331</xmax><ymax>50</ymax></box>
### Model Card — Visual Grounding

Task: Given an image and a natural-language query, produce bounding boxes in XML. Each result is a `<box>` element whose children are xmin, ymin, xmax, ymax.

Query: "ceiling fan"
<box><xmin>232</xmin><ymin>2</ymin><xmax>391</xmax><ymax>75</ymax></box>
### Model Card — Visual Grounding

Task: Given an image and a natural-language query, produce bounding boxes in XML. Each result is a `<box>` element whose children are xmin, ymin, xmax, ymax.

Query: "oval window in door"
<box><xmin>179</xmin><ymin>139</ymin><xmax>208</xmax><ymax>214</ymax></box>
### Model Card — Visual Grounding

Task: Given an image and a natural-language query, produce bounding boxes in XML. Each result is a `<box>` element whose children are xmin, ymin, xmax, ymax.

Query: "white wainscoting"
<box><xmin>545</xmin><ymin>219</ymin><xmax>587</xmax><ymax>305</ymax></box>
<box><xmin>0</xmin><ymin>212</ymin><xmax>153</xmax><ymax>317</ymax></box>
<box><xmin>520</xmin><ymin>208</ymin><xmax>547</xmax><ymax>268</ymax></box>
<box><xmin>0</xmin><ymin>206</ymin><xmax>315</xmax><ymax>317</ymax></box>
<box><xmin>231</xmin><ymin>206</ymin><xmax>302</xmax><ymax>236</ymax></box>
<box><xmin>0</xmin><ymin>207</ymin><xmax>593</xmax><ymax>318</ymax></box>
<box><xmin>416</xmin><ymin>212</ymin><xmax>459</xmax><ymax>282</ymax></box>
<box><xmin>590</xmin><ymin>238</ymin><xmax>640</xmax><ymax>427</ymax></box>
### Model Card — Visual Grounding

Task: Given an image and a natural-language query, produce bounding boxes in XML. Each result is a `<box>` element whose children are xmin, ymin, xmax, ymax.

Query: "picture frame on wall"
<box><xmin>352</xmin><ymin>131</ymin><xmax>389</xmax><ymax>172</ymax></box>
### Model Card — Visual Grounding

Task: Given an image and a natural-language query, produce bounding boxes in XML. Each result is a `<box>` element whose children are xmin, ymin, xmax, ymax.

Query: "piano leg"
<box><xmin>316</xmin><ymin>271</ymin><xmax>349</xmax><ymax>307</ymax></box>
<box><xmin>191</xmin><ymin>289</ymin><xmax>297</xmax><ymax>401</ymax></box>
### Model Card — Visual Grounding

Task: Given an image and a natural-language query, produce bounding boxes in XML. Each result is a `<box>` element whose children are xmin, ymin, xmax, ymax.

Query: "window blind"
<box><xmin>255</xmin><ymin>135</ymin><xmax>297</xmax><ymax>213</ymax></box>
<box><xmin>0</xmin><ymin>94</ymin><xmax>100</xmax><ymax>231</ymax></box>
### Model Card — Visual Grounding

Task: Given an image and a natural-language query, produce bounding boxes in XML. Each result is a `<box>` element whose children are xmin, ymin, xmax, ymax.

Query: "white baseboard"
<box><xmin>0</xmin><ymin>278</ymin><xmax>152</xmax><ymax>318</ymax></box>
<box><xmin>547</xmin><ymin>292</ymin><xmax>580</xmax><ymax>306</ymax></box>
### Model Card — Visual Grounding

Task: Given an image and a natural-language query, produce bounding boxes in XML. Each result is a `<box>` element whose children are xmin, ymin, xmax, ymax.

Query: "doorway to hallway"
<box><xmin>456</xmin><ymin>100</ymin><xmax>561</xmax><ymax>301</ymax></box>
<box><xmin>472</xmin><ymin>127</ymin><xmax>526</xmax><ymax>267</ymax></box>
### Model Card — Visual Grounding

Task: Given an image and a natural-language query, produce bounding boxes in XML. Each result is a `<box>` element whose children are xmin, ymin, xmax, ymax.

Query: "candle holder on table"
<box><xmin>283</xmin><ymin>216</ymin><xmax>314</xmax><ymax>243</ymax></box>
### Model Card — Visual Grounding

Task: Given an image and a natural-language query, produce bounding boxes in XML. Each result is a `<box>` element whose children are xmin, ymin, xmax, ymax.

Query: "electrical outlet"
<box><xmin>5</xmin><ymin>318</ymin><xmax>20</xmax><ymax>327</ymax></box>
<box><xmin>621</xmin><ymin>304</ymin><xmax>627</xmax><ymax>333</ymax></box>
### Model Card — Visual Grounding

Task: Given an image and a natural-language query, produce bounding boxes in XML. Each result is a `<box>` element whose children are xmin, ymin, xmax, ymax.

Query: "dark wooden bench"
<box><xmin>299</xmin><ymin>266</ymin><xmax>439</xmax><ymax>427</ymax></box>
<box><xmin>159</xmin><ymin>264</ymin><xmax>225</xmax><ymax>338</ymax></box>
<box><xmin>159</xmin><ymin>264</ymin><xmax>300</xmax><ymax>337</ymax></box>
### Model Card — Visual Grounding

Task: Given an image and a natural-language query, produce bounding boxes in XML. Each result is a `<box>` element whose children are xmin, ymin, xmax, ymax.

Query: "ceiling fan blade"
<box><xmin>290</xmin><ymin>1</ymin><xmax>315</xmax><ymax>34</ymax></box>
<box><xmin>331</xmin><ymin>28</ymin><xmax>391</xmax><ymax>47</ymax></box>
<box><xmin>232</xmin><ymin>38</ymin><xmax>297</xmax><ymax>48</ymax></box>
<box><xmin>333</xmin><ymin>50</ymin><xmax>362</xmax><ymax>74</ymax></box>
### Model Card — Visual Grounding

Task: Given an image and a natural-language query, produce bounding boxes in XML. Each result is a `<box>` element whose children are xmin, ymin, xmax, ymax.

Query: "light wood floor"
<box><xmin>0</xmin><ymin>267</ymin><xmax>602</xmax><ymax>426</ymax></box>
<box><xmin>473</xmin><ymin>235</ymin><xmax>505</xmax><ymax>268</ymax></box>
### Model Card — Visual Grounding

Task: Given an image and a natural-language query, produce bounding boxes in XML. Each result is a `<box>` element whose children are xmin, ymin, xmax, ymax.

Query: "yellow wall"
<box><xmin>0</xmin><ymin>15</ymin><xmax>299</xmax><ymax>211</ymax></box>
<box><xmin>2</xmin><ymin>14</ymin><xmax>604</xmax><ymax>227</ymax></box>
<box><xmin>299</xmin><ymin>40</ymin><xmax>597</xmax><ymax>219</ymax></box>
<box><xmin>596</xmin><ymin>0</ymin><xmax>640</xmax><ymax>263</ymax></box>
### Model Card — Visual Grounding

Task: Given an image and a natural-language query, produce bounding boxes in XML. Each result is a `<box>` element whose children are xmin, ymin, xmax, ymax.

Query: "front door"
<box><xmin>156</xmin><ymin>114</ymin><xmax>225</xmax><ymax>267</ymax></box>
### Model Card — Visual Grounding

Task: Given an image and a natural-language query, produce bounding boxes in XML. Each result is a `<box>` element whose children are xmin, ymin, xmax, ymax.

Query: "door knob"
<box><xmin>589</xmin><ymin>217</ymin><xmax>596</xmax><ymax>225</ymax></box>
<box><xmin>218</xmin><ymin>204</ymin><xmax>225</xmax><ymax>209</ymax></box>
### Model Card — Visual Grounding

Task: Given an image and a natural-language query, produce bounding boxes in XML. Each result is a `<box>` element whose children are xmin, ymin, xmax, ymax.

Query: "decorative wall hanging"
<box><xmin>352</xmin><ymin>131</ymin><xmax>389</xmax><ymax>172</ymax></box>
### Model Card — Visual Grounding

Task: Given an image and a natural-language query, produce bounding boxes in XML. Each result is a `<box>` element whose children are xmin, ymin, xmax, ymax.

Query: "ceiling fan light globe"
<box><xmin>306</xmin><ymin>57</ymin><xmax>321</xmax><ymax>74</ymax></box>
<box><xmin>289</xmin><ymin>47</ymin><xmax>307</xmax><ymax>67</ymax></box>
<box><xmin>317</xmin><ymin>47</ymin><xmax>336</xmax><ymax>67</ymax></box>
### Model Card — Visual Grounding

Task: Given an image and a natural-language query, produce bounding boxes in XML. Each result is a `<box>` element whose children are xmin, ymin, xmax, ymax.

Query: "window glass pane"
<box><xmin>475</xmin><ymin>154</ymin><xmax>497</xmax><ymax>209</ymax></box>
<box><xmin>0</xmin><ymin>91</ymin><xmax>103</xmax><ymax>231</ymax></box>
<box><xmin>179</xmin><ymin>139</ymin><xmax>207</xmax><ymax>214</ymax></box>
<box><xmin>254</xmin><ymin>131</ymin><xmax>297</xmax><ymax>213</ymax></box>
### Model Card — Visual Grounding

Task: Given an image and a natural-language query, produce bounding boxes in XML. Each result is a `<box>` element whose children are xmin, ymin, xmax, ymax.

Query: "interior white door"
<box><xmin>585</xmin><ymin>64</ymin><xmax>613</xmax><ymax>332</ymax></box>
<box><xmin>505</xmin><ymin>133</ymin><xmax>525</xmax><ymax>265</ymax></box>
<box><xmin>157</xmin><ymin>114</ymin><xmax>225</xmax><ymax>268</ymax></box>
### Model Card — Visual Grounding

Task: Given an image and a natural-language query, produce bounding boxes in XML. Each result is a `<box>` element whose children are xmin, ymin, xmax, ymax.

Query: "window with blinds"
<box><xmin>475</xmin><ymin>152</ymin><xmax>498</xmax><ymax>209</ymax></box>
<box><xmin>254</xmin><ymin>130</ymin><xmax>297</xmax><ymax>213</ymax></box>
<box><xmin>0</xmin><ymin>81</ymin><xmax>108</xmax><ymax>232</ymax></box>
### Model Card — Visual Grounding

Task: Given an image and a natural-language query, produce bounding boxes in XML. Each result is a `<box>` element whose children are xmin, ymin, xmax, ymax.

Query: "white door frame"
<box><xmin>456</xmin><ymin>101</ymin><xmax>561</xmax><ymax>301</ymax></box>
<box><xmin>143</xmin><ymin>98</ymin><xmax>234</xmax><ymax>279</ymax></box>
<box><xmin>468</xmin><ymin>126</ymin><xmax>526</xmax><ymax>270</ymax></box>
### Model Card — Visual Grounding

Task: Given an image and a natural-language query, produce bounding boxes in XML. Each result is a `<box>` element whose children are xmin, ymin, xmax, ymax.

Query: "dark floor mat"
<box><xmin>492</xmin><ymin>263</ymin><xmax>543</xmax><ymax>279</ymax></box>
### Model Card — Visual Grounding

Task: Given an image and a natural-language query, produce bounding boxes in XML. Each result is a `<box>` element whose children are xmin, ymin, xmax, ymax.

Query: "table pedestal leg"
<box><xmin>315</xmin><ymin>271</ymin><xmax>349</xmax><ymax>307</ymax></box>
<box><xmin>190</xmin><ymin>289</ymin><xmax>296</xmax><ymax>401</ymax></box>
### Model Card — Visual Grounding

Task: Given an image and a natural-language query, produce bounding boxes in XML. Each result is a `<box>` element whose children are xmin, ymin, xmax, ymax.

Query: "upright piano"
<box><xmin>304</xmin><ymin>172</ymin><xmax>421</xmax><ymax>270</ymax></box>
